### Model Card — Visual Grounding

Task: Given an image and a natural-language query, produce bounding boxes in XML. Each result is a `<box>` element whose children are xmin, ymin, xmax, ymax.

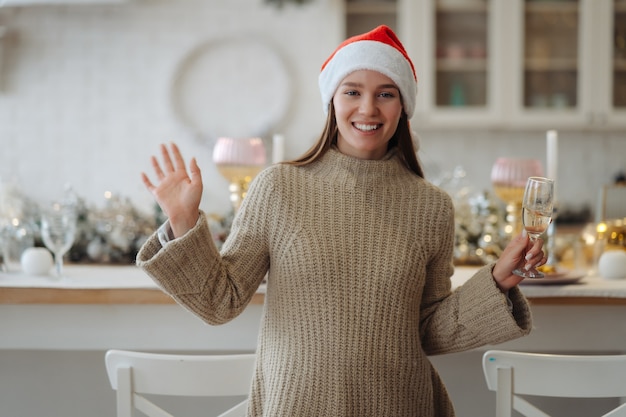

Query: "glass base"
<box><xmin>512</xmin><ymin>267</ymin><xmax>544</xmax><ymax>279</ymax></box>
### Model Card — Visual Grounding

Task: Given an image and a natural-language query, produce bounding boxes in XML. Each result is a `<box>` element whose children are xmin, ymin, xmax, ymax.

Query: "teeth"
<box><xmin>354</xmin><ymin>123</ymin><xmax>379</xmax><ymax>132</ymax></box>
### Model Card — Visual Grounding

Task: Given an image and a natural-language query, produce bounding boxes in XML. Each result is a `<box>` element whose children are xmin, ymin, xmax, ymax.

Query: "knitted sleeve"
<box><xmin>418</xmin><ymin>192</ymin><xmax>533</xmax><ymax>355</ymax></box>
<box><xmin>136</xmin><ymin>168</ymin><xmax>276</xmax><ymax>325</ymax></box>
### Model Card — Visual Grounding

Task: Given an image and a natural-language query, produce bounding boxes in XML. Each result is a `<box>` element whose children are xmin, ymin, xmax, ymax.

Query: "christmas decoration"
<box><xmin>0</xmin><ymin>181</ymin><xmax>163</xmax><ymax>266</ymax></box>
<box><xmin>437</xmin><ymin>166</ymin><xmax>506</xmax><ymax>266</ymax></box>
<box><xmin>67</xmin><ymin>192</ymin><xmax>163</xmax><ymax>264</ymax></box>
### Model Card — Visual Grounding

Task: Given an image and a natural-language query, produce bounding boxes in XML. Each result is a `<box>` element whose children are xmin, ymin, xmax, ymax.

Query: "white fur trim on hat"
<box><xmin>319</xmin><ymin>37</ymin><xmax>417</xmax><ymax>118</ymax></box>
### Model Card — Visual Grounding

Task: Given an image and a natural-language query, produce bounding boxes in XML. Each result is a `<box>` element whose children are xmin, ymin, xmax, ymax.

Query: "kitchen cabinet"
<box><xmin>345</xmin><ymin>0</ymin><xmax>398</xmax><ymax>38</ymax></box>
<box><xmin>345</xmin><ymin>0</ymin><xmax>626</xmax><ymax>130</ymax></box>
<box><xmin>402</xmin><ymin>0</ymin><xmax>504</xmax><ymax>128</ymax></box>
<box><xmin>505</xmin><ymin>0</ymin><xmax>626</xmax><ymax>129</ymax></box>
<box><xmin>600</xmin><ymin>0</ymin><xmax>626</xmax><ymax>127</ymax></box>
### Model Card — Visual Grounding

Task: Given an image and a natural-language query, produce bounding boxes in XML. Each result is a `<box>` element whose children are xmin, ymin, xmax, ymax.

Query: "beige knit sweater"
<box><xmin>137</xmin><ymin>147</ymin><xmax>533</xmax><ymax>417</ymax></box>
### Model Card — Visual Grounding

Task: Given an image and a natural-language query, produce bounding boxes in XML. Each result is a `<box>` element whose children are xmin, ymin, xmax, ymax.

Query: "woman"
<box><xmin>137</xmin><ymin>25</ymin><xmax>542</xmax><ymax>417</ymax></box>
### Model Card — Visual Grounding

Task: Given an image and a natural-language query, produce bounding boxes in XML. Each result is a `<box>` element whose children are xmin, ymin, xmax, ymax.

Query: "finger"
<box><xmin>524</xmin><ymin>245</ymin><xmax>546</xmax><ymax>270</ymax></box>
<box><xmin>141</xmin><ymin>172</ymin><xmax>155</xmax><ymax>192</ymax></box>
<box><xmin>524</xmin><ymin>237</ymin><xmax>543</xmax><ymax>259</ymax></box>
<box><xmin>536</xmin><ymin>254</ymin><xmax>548</xmax><ymax>267</ymax></box>
<box><xmin>151</xmin><ymin>156</ymin><xmax>165</xmax><ymax>180</ymax></box>
<box><xmin>160</xmin><ymin>143</ymin><xmax>175</xmax><ymax>173</ymax></box>
<box><xmin>189</xmin><ymin>157</ymin><xmax>202</xmax><ymax>183</ymax></box>
<box><xmin>170</xmin><ymin>142</ymin><xmax>187</xmax><ymax>172</ymax></box>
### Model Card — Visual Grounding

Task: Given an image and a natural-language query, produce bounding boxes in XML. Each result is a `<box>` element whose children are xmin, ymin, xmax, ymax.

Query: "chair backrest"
<box><xmin>105</xmin><ymin>349</ymin><xmax>256</xmax><ymax>417</ymax></box>
<box><xmin>482</xmin><ymin>350</ymin><xmax>626</xmax><ymax>417</ymax></box>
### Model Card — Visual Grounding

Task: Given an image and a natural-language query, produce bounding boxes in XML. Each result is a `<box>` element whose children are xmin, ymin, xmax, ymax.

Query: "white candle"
<box><xmin>546</xmin><ymin>129</ymin><xmax>558</xmax><ymax>198</ymax></box>
<box><xmin>272</xmin><ymin>134</ymin><xmax>285</xmax><ymax>164</ymax></box>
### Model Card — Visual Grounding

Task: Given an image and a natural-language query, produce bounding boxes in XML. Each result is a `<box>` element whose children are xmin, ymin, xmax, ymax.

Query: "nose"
<box><xmin>358</xmin><ymin>95</ymin><xmax>378</xmax><ymax>115</ymax></box>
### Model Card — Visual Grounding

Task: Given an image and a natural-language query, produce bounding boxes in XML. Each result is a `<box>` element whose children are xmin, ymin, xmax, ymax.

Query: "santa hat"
<box><xmin>319</xmin><ymin>25</ymin><xmax>418</xmax><ymax>118</ymax></box>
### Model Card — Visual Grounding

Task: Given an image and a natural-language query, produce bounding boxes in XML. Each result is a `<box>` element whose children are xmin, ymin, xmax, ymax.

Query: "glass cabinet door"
<box><xmin>506</xmin><ymin>0</ymin><xmax>594</xmax><ymax>128</ymax></box>
<box><xmin>400</xmin><ymin>0</ymin><xmax>501</xmax><ymax>127</ymax></box>
<box><xmin>345</xmin><ymin>0</ymin><xmax>398</xmax><ymax>38</ymax></box>
<box><xmin>614</xmin><ymin>0</ymin><xmax>626</xmax><ymax>109</ymax></box>
<box><xmin>523</xmin><ymin>0</ymin><xmax>580</xmax><ymax>111</ymax></box>
<box><xmin>590</xmin><ymin>0</ymin><xmax>626</xmax><ymax>127</ymax></box>
<box><xmin>434</xmin><ymin>0</ymin><xmax>490</xmax><ymax>108</ymax></box>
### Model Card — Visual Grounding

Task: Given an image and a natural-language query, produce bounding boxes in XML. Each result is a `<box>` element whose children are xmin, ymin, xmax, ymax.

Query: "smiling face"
<box><xmin>332</xmin><ymin>70</ymin><xmax>404</xmax><ymax>160</ymax></box>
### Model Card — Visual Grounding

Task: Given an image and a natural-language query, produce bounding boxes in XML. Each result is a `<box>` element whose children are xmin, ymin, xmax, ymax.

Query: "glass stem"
<box><xmin>526</xmin><ymin>235</ymin><xmax>539</xmax><ymax>261</ymax></box>
<box><xmin>54</xmin><ymin>253</ymin><xmax>63</xmax><ymax>278</ymax></box>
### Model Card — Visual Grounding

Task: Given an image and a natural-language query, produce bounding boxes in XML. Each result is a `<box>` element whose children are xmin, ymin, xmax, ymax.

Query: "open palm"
<box><xmin>141</xmin><ymin>143</ymin><xmax>203</xmax><ymax>238</ymax></box>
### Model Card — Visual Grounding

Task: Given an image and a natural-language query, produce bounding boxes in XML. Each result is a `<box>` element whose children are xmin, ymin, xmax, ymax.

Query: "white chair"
<box><xmin>105</xmin><ymin>349</ymin><xmax>256</xmax><ymax>417</ymax></box>
<box><xmin>482</xmin><ymin>350</ymin><xmax>626</xmax><ymax>417</ymax></box>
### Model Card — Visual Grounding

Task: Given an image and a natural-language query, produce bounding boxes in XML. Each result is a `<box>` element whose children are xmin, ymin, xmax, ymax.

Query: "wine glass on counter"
<box><xmin>512</xmin><ymin>176</ymin><xmax>555</xmax><ymax>279</ymax></box>
<box><xmin>40</xmin><ymin>202</ymin><xmax>77</xmax><ymax>278</ymax></box>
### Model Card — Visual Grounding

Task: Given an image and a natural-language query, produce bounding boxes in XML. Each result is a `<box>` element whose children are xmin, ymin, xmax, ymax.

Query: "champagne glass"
<box><xmin>491</xmin><ymin>158</ymin><xmax>544</xmax><ymax>242</ymax></box>
<box><xmin>513</xmin><ymin>177</ymin><xmax>555</xmax><ymax>278</ymax></box>
<box><xmin>212</xmin><ymin>137</ymin><xmax>267</xmax><ymax>211</ymax></box>
<box><xmin>40</xmin><ymin>202</ymin><xmax>77</xmax><ymax>278</ymax></box>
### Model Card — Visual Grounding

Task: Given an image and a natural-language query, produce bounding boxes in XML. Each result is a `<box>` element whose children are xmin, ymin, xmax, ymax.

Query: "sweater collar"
<box><xmin>309</xmin><ymin>146</ymin><xmax>413</xmax><ymax>185</ymax></box>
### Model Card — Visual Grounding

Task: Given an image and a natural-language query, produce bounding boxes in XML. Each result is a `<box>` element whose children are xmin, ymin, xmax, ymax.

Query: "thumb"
<box><xmin>189</xmin><ymin>157</ymin><xmax>202</xmax><ymax>184</ymax></box>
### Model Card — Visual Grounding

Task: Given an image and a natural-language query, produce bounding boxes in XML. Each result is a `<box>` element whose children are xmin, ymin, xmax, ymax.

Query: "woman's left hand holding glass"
<box><xmin>492</xmin><ymin>231</ymin><xmax>547</xmax><ymax>292</ymax></box>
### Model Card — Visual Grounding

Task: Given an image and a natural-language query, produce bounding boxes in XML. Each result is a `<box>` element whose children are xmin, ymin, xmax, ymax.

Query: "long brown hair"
<box><xmin>285</xmin><ymin>103</ymin><xmax>424</xmax><ymax>178</ymax></box>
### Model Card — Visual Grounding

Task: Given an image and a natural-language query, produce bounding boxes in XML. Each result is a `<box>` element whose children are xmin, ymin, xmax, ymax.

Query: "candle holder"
<box><xmin>212</xmin><ymin>137</ymin><xmax>267</xmax><ymax>211</ymax></box>
<box><xmin>490</xmin><ymin>158</ymin><xmax>543</xmax><ymax>243</ymax></box>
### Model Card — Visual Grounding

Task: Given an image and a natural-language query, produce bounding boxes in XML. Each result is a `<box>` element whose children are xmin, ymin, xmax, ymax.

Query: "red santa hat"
<box><xmin>319</xmin><ymin>25</ymin><xmax>418</xmax><ymax>118</ymax></box>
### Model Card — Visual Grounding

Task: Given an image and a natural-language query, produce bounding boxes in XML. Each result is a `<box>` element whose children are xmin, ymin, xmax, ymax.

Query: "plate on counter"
<box><xmin>520</xmin><ymin>269</ymin><xmax>587</xmax><ymax>285</ymax></box>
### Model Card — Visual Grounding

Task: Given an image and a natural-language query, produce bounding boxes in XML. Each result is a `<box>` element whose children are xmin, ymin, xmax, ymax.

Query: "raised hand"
<box><xmin>141</xmin><ymin>143</ymin><xmax>203</xmax><ymax>238</ymax></box>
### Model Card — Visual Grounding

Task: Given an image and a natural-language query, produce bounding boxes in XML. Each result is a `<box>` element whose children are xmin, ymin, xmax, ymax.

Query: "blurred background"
<box><xmin>0</xmin><ymin>0</ymin><xmax>623</xmax><ymax>221</ymax></box>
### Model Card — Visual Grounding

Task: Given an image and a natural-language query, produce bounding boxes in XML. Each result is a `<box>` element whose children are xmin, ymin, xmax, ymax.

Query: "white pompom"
<box><xmin>598</xmin><ymin>251</ymin><xmax>626</xmax><ymax>280</ymax></box>
<box><xmin>21</xmin><ymin>248</ymin><xmax>53</xmax><ymax>276</ymax></box>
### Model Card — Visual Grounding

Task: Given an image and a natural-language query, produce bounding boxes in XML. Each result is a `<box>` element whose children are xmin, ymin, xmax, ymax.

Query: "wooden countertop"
<box><xmin>0</xmin><ymin>287</ymin><xmax>267</xmax><ymax>305</ymax></box>
<box><xmin>1</xmin><ymin>265</ymin><xmax>625</xmax><ymax>306</ymax></box>
<box><xmin>0</xmin><ymin>264</ymin><xmax>266</xmax><ymax>305</ymax></box>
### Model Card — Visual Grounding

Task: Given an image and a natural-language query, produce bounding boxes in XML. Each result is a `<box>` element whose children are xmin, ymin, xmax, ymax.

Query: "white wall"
<box><xmin>0</xmin><ymin>0</ymin><xmax>623</xmax><ymax>220</ymax></box>
<box><xmin>0</xmin><ymin>0</ymin><xmax>342</xmax><ymax>215</ymax></box>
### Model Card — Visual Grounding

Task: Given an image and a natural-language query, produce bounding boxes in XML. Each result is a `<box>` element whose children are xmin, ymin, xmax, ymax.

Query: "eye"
<box><xmin>344</xmin><ymin>90</ymin><xmax>360</xmax><ymax>96</ymax></box>
<box><xmin>379</xmin><ymin>91</ymin><xmax>396</xmax><ymax>99</ymax></box>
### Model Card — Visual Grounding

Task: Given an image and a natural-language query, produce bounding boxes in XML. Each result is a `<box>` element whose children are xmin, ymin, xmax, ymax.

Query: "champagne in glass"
<box><xmin>40</xmin><ymin>202</ymin><xmax>77</xmax><ymax>278</ymax></box>
<box><xmin>523</xmin><ymin>208</ymin><xmax>552</xmax><ymax>237</ymax></box>
<box><xmin>513</xmin><ymin>176</ymin><xmax>555</xmax><ymax>278</ymax></box>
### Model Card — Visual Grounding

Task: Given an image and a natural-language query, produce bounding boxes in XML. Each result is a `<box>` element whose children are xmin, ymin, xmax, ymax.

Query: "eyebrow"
<box><xmin>340</xmin><ymin>81</ymin><xmax>399</xmax><ymax>90</ymax></box>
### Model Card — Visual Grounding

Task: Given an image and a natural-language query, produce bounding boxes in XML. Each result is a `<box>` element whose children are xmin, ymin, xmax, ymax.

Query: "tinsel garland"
<box><xmin>66</xmin><ymin>193</ymin><xmax>165</xmax><ymax>264</ymax></box>
<box><xmin>435</xmin><ymin>166</ymin><xmax>506</xmax><ymax>265</ymax></box>
<box><xmin>0</xmin><ymin>183</ymin><xmax>164</xmax><ymax>266</ymax></box>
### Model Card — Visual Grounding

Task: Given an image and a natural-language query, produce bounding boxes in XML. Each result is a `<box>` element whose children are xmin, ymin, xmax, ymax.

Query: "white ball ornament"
<box><xmin>20</xmin><ymin>247</ymin><xmax>54</xmax><ymax>275</ymax></box>
<box><xmin>598</xmin><ymin>250</ymin><xmax>626</xmax><ymax>280</ymax></box>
